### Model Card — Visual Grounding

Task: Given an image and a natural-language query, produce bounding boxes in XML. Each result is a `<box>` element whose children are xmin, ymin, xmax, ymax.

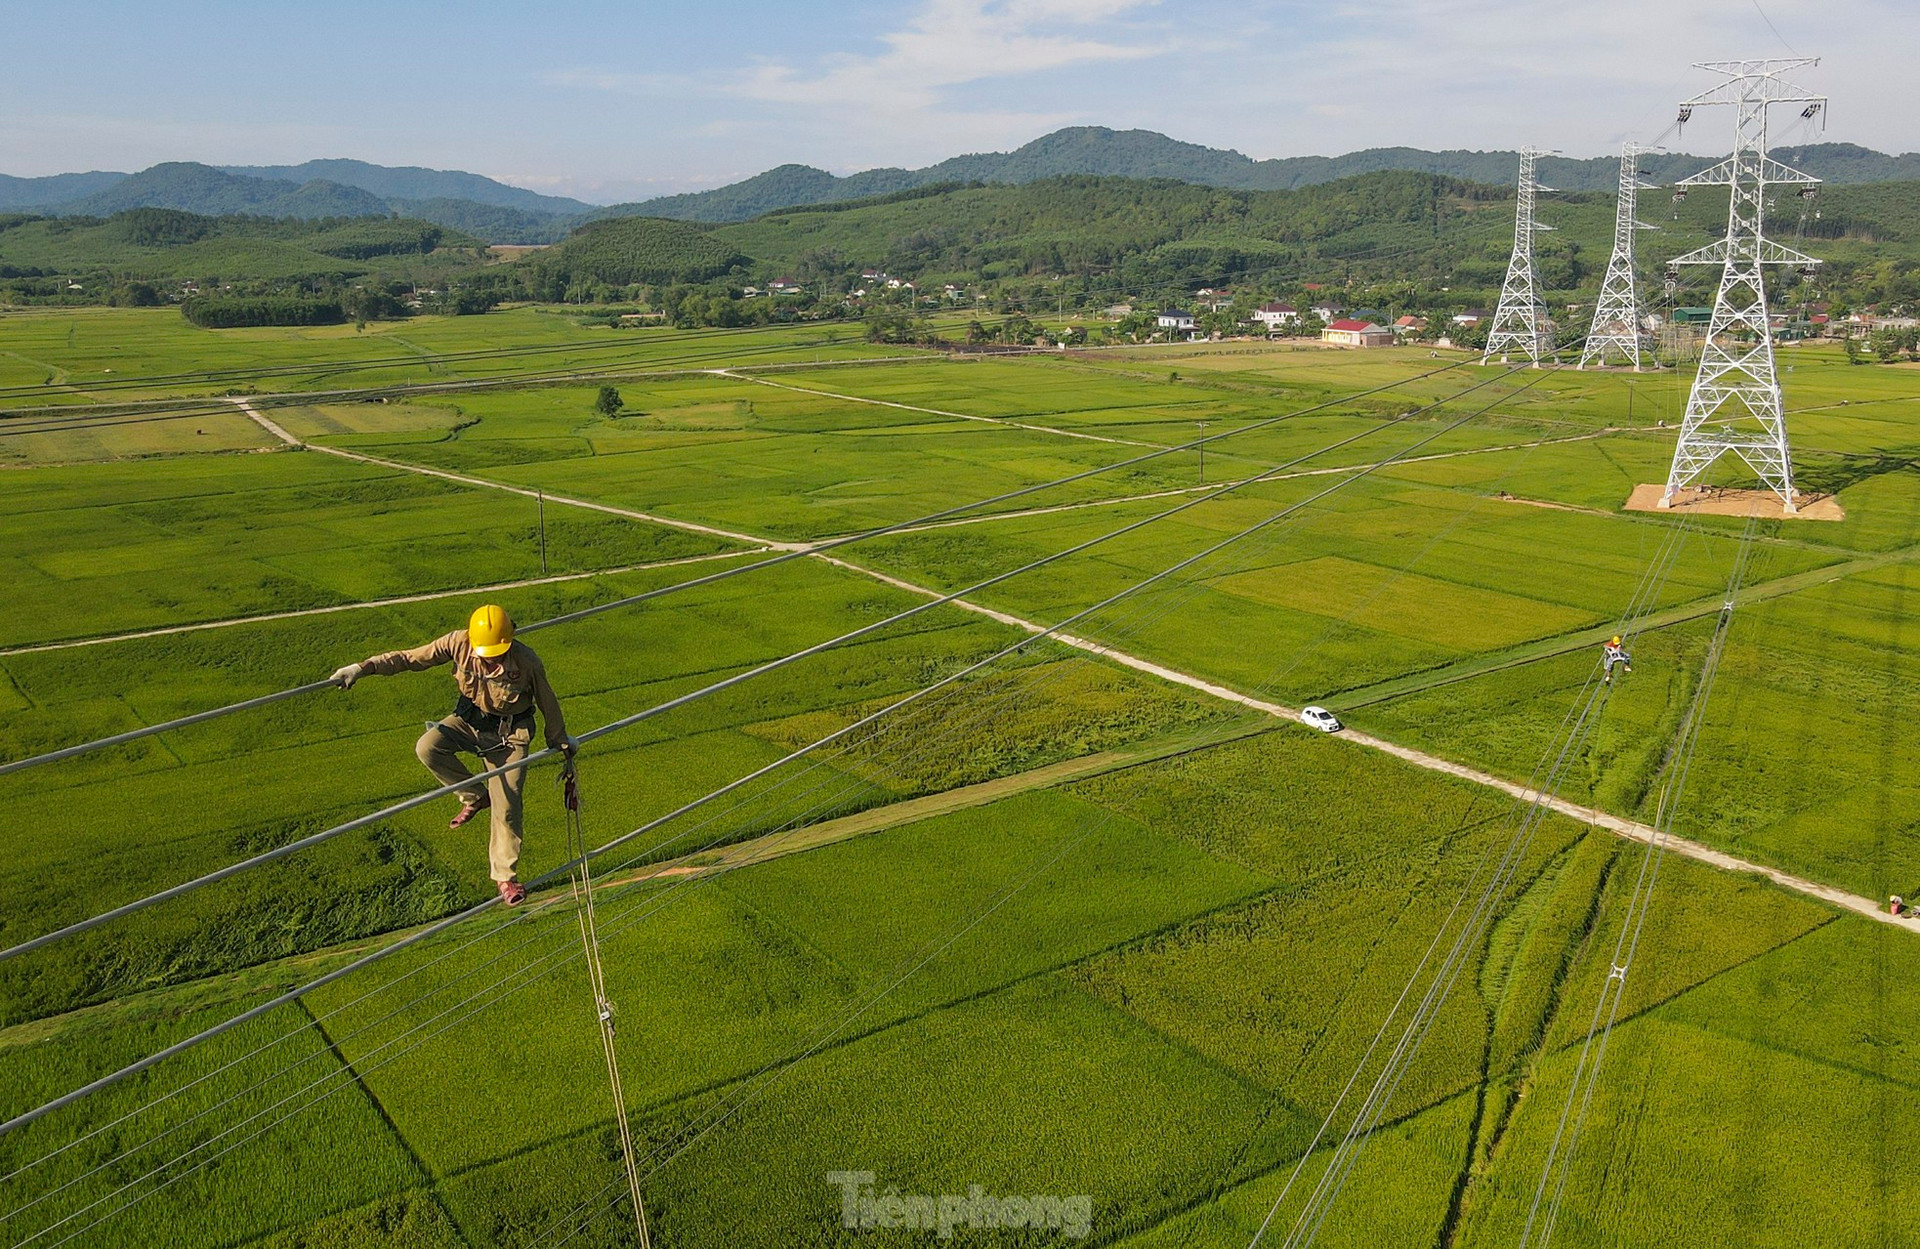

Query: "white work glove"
<box><xmin>330</xmin><ymin>663</ymin><xmax>364</xmax><ymax>689</ymax></box>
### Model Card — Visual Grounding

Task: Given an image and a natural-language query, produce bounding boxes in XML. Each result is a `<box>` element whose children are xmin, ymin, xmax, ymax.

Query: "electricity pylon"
<box><xmin>1661</xmin><ymin>59</ymin><xmax>1823</xmax><ymax>513</ymax></box>
<box><xmin>1484</xmin><ymin>147</ymin><xmax>1556</xmax><ymax>367</ymax></box>
<box><xmin>1581</xmin><ymin>142</ymin><xmax>1657</xmax><ymax>370</ymax></box>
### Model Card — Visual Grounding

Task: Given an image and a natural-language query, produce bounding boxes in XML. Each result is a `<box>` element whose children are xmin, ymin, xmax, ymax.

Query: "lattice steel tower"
<box><xmin>1661</xmin><ymin>60</ymin><xmax>1823</xmax><ymax>512</ymax></box>
<box><xmin>1581</xmin><ymin>142</ymin><xmax>1657</xmax><ymax>370</ymax></box>
<box><xmin>1484</xmin><ymin>147</ymin><xmax>1556</xmax><ymax>367</ymax></box>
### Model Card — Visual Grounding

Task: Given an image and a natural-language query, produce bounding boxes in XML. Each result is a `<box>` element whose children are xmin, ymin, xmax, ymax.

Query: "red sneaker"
<box><xmin>449</xmin><ymin>796</ymin><xmax>490</xmax><ymax>829</ymax></box>
<box><xmin>497</xmin><ymin>880</ymin><xmax>527</xmax><ymax>907</ymax></box>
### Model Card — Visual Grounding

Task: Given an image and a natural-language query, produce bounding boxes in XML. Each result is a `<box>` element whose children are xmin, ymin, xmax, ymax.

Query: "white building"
<box><xmin>1252</xmin><ymin>302</ymin><xmax>1299</xmax><ymax>330</ymax></box>
<box><xmin>1156</xmin><ymin>309</ymin><xmax>1196</xmax><ymax>331</ymax></box>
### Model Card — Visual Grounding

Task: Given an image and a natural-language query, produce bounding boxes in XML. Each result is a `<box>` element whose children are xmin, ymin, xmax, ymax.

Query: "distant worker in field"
<box><xmin>329</xmin><ymin>605</ymin><xmax>575</xmax><ymax>907</ymax></box>
<box><xmin>1602</xmin><ymin>635</ymin><xmax>1633</xmax><ymax>685</ymax></box>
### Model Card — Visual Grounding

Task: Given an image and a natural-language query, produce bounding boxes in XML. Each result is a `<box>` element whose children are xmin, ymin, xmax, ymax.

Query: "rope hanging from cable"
<box><xmin>559</xmin><ymin>757</ymin><xmax>652</xmax><ymax>1249</ymax></box>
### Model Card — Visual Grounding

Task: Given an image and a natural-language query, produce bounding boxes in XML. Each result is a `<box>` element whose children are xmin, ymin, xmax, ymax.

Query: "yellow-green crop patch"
<box><xmin>1212</xmin><ymin>554</ymin><xmax>1595</xmax><ymax>649</ymax></box>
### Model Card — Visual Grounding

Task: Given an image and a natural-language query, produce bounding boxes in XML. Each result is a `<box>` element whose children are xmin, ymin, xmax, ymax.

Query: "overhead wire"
<box><xmin>1237</xmin><ymin>394</ymin><xmax>1701</xmax><ymax>1248</ymax></box>
<box><xmin>0</xmin><ymin>359</ymin><xmax>1536</xmax><ymax>1132</ymax></box>
<box><xmin>0</xmin><ymin>333</ymin><xmax>880</xmax><ymax>434</ymax></box>
<box><xmin>0</xmin><ymin>360</ymin><xmax>1507</xmax><ymax>964</ymax></box>
<box><xmin>0</xmin><ymin>353</ymin><xmax>1501</xmax><ymax>1215</ymax></box>
<box><xmin>4</xmin><ymin>360</ymin><xmax>1566</xmax><ymax>1243</ymax></box>
<box><xmin>1519</xmin><ymin>516</ymin><xmax>1759</xmax><ymax>1249</ymax></box>
<box><xmin>0</xmin><ymin>319</ymin><xmax>837</xmax><ymax>401</ymax></box>
<box><xmin>1221</xmin><ymin>351</ymin><xmax>1689</xmax><ymax>1243</ymax></box>
<box><xmin>0</xmin><ymin>357</ymin><xmax>1475</xmax><ymax>782</ymax></box>
<box><xmin>452</xmin><ymin>365</ymin><xmax>1594</xmax><ymax>1248</ymax></box>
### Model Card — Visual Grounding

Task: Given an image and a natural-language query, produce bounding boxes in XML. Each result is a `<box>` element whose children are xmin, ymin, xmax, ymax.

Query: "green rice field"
<box><xmin>2</xmin><ymin>309</ymin><xmax>1918</xmax><ymax>1247</ymax></box>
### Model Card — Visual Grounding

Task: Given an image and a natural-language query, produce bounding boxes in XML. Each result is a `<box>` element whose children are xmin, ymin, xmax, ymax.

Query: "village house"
<box><xmin>1323</xmin><ymin>318</ymin><xmax>1395</xmax><ymax>348</ymax></box>
<box><xmin>1252</xmin><ymin>302</ymin><xmax>1299</xmax><ymax>330</ymax></box>
<box><xmin>1156</xmin><ymin>309</ymin><xmax>1197</xmax><ymax>331</ymax></box>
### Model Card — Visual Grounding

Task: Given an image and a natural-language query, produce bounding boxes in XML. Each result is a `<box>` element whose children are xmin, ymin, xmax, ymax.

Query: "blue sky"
<box><xmin>2</xmin><ymin>1</ymin><xmax>1912</xmax><ymax>203</ymax></box>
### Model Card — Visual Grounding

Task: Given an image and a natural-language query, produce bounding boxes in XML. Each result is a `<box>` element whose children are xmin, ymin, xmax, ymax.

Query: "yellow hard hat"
<box><xmin>1609</xmin><ymin>635</ymin><xmax>1622</xmax><ymax>647</ymax></box>
<box><xmin>469</xmin><ymin>604</ymin><xmax>515</xmax><ymax>658</ymax></box>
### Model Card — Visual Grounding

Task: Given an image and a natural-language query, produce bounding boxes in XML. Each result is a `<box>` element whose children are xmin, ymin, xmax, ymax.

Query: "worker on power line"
<box><xmin>1602</xmin><ymin>635</ymin><xmax>1633</xmax><ymax>685</ymax></box>
<box><xmin>329</xmin><ymin>605</ymin><xmax>575</xmax><ymax>907</ymax></box>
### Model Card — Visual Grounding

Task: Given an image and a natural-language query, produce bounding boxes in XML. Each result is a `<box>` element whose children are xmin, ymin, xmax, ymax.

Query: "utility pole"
<box><xmin>1198</xmin><ymin>420</ymin><xmax>1207</xmax><ymax>484</ymax></box>
<box><xmin>1484</xmin><ymin>147</ymin><xmax>1557</xmax><ymax>367</ymax></box>
<box><xmin>1660</xmin><ymin>59</ymin><xmax>1824</xmax><ymax>514</ymax></box>
<box><xmin>537</xmin><ymin>489</ymin><xmax>548</xmax><ymax>574</ymax></box>
<box><xmin>1581</xmin><ymin>142</ymin><xmax>1659</xmax><ymax>370</ymax></box>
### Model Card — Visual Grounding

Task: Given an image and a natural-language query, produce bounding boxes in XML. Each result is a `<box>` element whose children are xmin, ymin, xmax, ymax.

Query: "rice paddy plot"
<box><xmin>3</xmin><ymin>318</ymin><xmax>1918</xmax><ymax>1247</ymax></box>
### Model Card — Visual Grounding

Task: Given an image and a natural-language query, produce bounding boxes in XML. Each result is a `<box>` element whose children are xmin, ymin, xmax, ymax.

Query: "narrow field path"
<box><xmin>818</xmin><ymin>550</ymin><xmax>1918</xmax><ymax>931</ymax></box>
<box><xmin>228</xmin><ymin>395</ymin><xmax>1911</xmax><ymax>931</ymax></box>
<box><xmin>0</xmin><ymin>550</ymin><xmax>762</xmax><ymax>657</ymax></box>
<box><xmin>232</xmin><ymin>397</ymin><xmax>301</xmax><ymax>446</ymax></box>
<box><xmin>592</xmin><ymin>721</ymin><xmax>1276</xmax><ymax>892</ymax></box>
<box><xmin>712</xmin><ymin>367</ymin><xmax>1159</xmax><ymax>448</ymax></box>
<box><xmin>229</xmin><ymin>397</ymin><xmax>799</xmax><ymax>550</ymax></box>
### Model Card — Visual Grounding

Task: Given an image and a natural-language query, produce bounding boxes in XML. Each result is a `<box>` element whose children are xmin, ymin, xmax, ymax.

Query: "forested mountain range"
<box><xmin>521</xmin><ymin>170</ymin><xmax>1920</xmax><ymax>311</ymax></box>
<box><xmin>9</xmin><ymin>166</ymin><xmax>1917</xmax><ymax>308</ymax></box>
<box><xmin>4</xmin><ymin>128</ymin><xmax>1917</xmax><ymax>244</ymax></box>
<box><xmin>602</xmin><ymin>129</ymin><xmax>1920</xmax><ymax>223</ymax></box>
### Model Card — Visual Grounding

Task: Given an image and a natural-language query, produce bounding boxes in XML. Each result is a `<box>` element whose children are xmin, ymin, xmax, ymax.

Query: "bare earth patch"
<box><xmin>1624</xmin><ymin>482</ymin><xmax>1845</xmax><ymax>521</ymax></box>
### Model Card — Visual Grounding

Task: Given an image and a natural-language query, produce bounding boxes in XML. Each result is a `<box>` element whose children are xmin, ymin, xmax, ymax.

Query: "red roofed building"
<box><xmin>1323</xmin><ymin>319</ymin><xmax>1394</xmax><ymax>348</ymax></box>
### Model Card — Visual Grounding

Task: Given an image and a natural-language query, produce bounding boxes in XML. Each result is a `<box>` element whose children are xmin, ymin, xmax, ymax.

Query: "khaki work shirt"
<box><xmin>363</xmin><ymin>631</ymin><xmax>570</xmax><ymax>749</ymax></box>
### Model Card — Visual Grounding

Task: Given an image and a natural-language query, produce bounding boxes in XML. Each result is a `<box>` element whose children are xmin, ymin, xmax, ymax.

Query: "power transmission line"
<box><xmin>3</xmin><ymin>362</ymin><xmax>1557</xmax><ymax>1244</ymax></box>
<box><xmin>0</xmin><ymin>360</ymin><xmax>1473</xmax><ymax>782</ymax></box>
<box><xmin>0</xmin><ymin>362</ymin><xmax>1535</xmax><ymax>1135</ymax></box>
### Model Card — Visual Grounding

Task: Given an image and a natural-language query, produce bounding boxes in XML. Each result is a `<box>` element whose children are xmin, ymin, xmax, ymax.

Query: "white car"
<box><xmin>1300</xmin><ymin>706</ymin><xmax>1343</xmax><ymax>733</ymax></box>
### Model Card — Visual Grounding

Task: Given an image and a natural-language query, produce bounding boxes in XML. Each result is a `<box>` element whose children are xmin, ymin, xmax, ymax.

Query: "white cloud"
<box><xmin>733</xmin><ymin>0</ymin><xmax>1162</xmax><ymax>111</ymax></box>
<box><xmin>541</xmin><ymin>0</ymin><xmax>1172</xmax><ymax>179</ymax></box>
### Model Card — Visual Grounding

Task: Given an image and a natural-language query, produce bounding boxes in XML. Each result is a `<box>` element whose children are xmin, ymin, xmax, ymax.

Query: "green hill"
<box><xmin>526</xmin><ymin>216</ymin><xmax>749</xmax><ymax>288</ymax></box>
<box><xmin>223</xmin><ymin>158</ymin><xmax>593</xmax><ymax>215</ymax></box>
<box><xmin>61</xmin><ymin>163</ymin><xmax>391</xmax><ymax>219</ymax></box>
<box><xmin>689</xmin><ymin>170</ymin><xmax>1918</xmax><ymax>307</ymax></box>
<box><xmin>0</xmin><ymin>208</ymin><xmax>484</xmax><ymax>284</ymax></box>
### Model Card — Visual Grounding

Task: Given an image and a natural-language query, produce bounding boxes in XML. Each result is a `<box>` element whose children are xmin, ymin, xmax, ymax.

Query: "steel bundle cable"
<box><xmin>0</xmin><ymin>356</ymin><xmax>1500</xmax><ymax>1204</ymax></box>
<box><xmin>525</xmin><ymin>364</ymin><xmax>1599</xmax><ymax>1248</ymax></box>
<box><xmin>1246</xmin><ymin>508</ymin><xmax>1699</xmax><ymax>1249</ymax></box>
<box><xmin>0</xmin><ymin>368</ymin><xmax>1503</xmax><ymax>969</ymax></box>
<box><xmin>425</xmin><ymin>369</ymin><xmax>1590</xmax><ymax>1247</ymax></box>
<box><xmin>9</xmin><ymin>359</ymin><xmax>1573</xmax><ymax>1246</ymax></box>
<box><xmin>3</xmin><ymin>374</ymin><xmax>1520</xmax><ymax>1242</ymax></box>
<box><xmin>0</xmin><ymin>360</ymin><xmax>1528</xmax><ymax>1132</ymax></box>
<box><xmin>1519</xmin><ymin>517</ymin><xmax>1759</xmax><ymax>1249</ymax></box>
<box><xmin>0</xmin><ymin>357</ymin><xmax>1475</xmax><ymax>783</ymax></box>
<box><xmin>0</xmin><ymin>364</ymin><xmax>1549</xmax><ymax>1249</ymax></box>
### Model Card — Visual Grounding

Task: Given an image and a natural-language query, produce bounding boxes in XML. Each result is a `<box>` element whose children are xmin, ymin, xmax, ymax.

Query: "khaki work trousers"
<box><xmin>415</xmin><ymin>715</ymin><xmax>532</xmax><ymax>883</ymax></box>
